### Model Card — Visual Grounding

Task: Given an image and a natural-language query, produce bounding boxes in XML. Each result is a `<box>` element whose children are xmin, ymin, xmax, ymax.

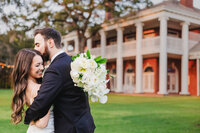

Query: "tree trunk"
<box><xmin>79</xmin><ymin>36</ymin><xmax>87</xmax><ymax>53</ymax></box>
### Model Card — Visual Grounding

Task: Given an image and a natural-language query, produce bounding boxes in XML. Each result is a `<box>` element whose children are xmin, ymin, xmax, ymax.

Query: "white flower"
<box><xmin>91</xmin><ymin>96</ymin><xmax>98</xmax><ymax>102</ymax></box>
<box><xmin>88</xmin><ymin>59</ymin><xmax>97</xmax><ymax>70</ymax></box>
<box><xmin>99</xmin><ymin>95</ymin><xmax>108</xmax><ymax>104</ymax></box>
<box><xmin>70</xmin><ymin>51</ymin><xmax>109</xmax><ymax>104</ymax></box>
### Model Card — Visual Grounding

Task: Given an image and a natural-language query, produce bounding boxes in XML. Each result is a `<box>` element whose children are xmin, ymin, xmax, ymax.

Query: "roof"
<box><xmin>190</xmin><ymin>43</ymin><xmax>200</xmax><ymax>53</ymax></box>
<box><xmin>189</xmin><ymin>42</ymin><xmax>200</xmax><ymax>59</ymax></box>
<box><xmin>104</xmin><ymin>0</ymin><xmax>200</xmax><ymax>26</ymax></box>
<box><xmin>148</xmin><ymin>0</ymin><xmax>200</xmax><ymax>14</ymax></box>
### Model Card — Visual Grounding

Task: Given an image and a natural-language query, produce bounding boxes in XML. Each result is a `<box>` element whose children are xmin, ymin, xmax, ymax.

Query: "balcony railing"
<box><xmin>90</xmin><ymin>47</ymin><xmax>101</xmax><ymax>57</ymax></box>
<box><xmin>167</xmin><ymin>36</ymin><xmax>182</xmax><ymax>54</ymax></box>
<box><xmin>142</xmin><ymin>36</ymin><xmax>160</xmax><ymax>54</ymax></box>
<box><xmin>106</xmin><ymin>44</ymin><xmax>117</xmax><ymax>59</ymax></box>
<box><xmin>123</xmin><ymin>40</ymin><xmax>136</xmax><ymax>57</ymax></box>
<box><xmin>167</xmin><ymin>36</ymin><xmax>198</xmax><ymax>54</ymax></box>
<box><xmin>89</xmin><ymin>36</ymin><xmax>199</xmax><ymax>59</ymax></box>
<box><xmin>189</xmin><ymin>32</ymin><xmax>200</xmax><ymax>42</ymax></box>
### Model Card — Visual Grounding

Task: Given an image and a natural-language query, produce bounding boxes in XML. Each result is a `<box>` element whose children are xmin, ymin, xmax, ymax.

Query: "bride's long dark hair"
<box><xmin>11</xmin><ymin>48</ymin><xmax>42</xmax><ymax>124</ymax></box>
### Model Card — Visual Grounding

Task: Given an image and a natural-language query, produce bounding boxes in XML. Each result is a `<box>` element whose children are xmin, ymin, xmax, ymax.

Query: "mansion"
<box><xmin>62</xmin><ymin>0</ymin><xmax>200</xmax><ymax>96</ymax></box>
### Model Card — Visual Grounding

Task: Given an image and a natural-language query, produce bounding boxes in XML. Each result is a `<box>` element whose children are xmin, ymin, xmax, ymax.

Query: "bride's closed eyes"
<box><xmin>35</xmin><ymin>63</ymin><xmax>43</xmax><ymax>67</ymax></box>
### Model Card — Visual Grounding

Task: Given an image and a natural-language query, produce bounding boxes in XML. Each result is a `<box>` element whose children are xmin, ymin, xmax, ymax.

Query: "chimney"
<box><xmin>180</xmin><ymin>0</ymin><xmax>193</xmax><ymax>8</ymax></box>
<box><xmin>105</xmin><ymin>1</ymin><xmax>115</xmax><ymax>20</ymax></box>
<box><xmin>105</xmin><ymin>12</ymin><xmax>113</xmax><ymax>20</ymax></box>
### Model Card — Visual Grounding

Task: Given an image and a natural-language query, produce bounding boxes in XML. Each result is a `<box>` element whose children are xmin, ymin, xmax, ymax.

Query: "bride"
<box><xmin>11</xmin><ymin>48</ymin><xmax>54</xmax><ymax>133</ymax></box>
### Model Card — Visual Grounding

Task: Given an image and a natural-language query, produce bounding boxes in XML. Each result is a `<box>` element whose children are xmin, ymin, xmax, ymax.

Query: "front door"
<box><xmin>143</xmin><ymin>72</ymin><xmax>154</xmax><ymax>93</ymax></box>
<box><xmin>124</xmin><ymin>72</ymin><xmax>135</xmax><ymax>93</ymax></box>
<box><xmin>167</xmin><ymin>72</ymin><xmax>178</xmax><ymax>93</ymax></box>
<box><xmin>143</xmin><ymin>66</ymin><xmax>154</xmax><ymax>93</ymax></box>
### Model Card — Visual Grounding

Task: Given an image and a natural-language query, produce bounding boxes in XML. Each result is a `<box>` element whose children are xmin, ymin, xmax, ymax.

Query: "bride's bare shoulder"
<box><xmin>26</xmin><ymin>82</ymin><xmax>41</xmax><ymax>100</ymax></box>
<box><xmin>34</xmin><ymin>83</ymin><xmax>41</xmax><ymax>91</ymax></box>
<box><xmin>27</xmin><ymin>82</ymin><xmax>41</xmax><ymax>91</ymax></box>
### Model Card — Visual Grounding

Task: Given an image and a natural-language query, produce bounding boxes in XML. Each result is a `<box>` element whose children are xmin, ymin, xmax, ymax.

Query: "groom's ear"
<box><xmin>48</xmin><ymin>38</ymin><xmax>55</xmax><ymax>48</ymax></box>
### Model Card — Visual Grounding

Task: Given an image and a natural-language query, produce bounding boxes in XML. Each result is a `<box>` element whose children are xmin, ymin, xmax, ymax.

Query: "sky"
<box><xmin>0</xmin><ymin>0</ymin><xmax>200</xmax><ymax>34</ymax></box>
<box><xmin>152</xmin><ymin>0</ymin><xmax>200</xmax><ymax>9</ymax></box>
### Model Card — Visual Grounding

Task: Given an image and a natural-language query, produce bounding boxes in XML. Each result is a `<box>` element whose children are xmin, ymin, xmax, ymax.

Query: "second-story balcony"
<box><xmin>90</xmin><ymin>36</ymin><xmax>199</xmax><ymax>59</ymax></box>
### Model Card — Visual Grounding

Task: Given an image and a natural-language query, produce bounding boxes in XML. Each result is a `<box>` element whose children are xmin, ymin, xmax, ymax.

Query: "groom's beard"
<box><xmin>43</xmin><ymin>43</ymin><xmax>50</xmax><ymax>62</ymax></box>
<box><xmin>43</xmin><ymin>53</ymin><xmax>50</xmax><ymax>62</ymax></box>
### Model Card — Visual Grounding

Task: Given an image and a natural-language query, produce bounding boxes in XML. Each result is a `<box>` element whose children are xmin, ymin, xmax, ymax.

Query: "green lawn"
<box><xmin>0</xmin><ymin>89</ymin><xmax>200</xmax><ymax>133</ymax></box>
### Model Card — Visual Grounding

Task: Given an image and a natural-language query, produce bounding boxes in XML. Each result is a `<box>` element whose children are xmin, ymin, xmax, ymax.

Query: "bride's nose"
<box><xmin>40</xmin><ymin>65</ymin><xmax>44</xmax><ymax>71</ymax></box>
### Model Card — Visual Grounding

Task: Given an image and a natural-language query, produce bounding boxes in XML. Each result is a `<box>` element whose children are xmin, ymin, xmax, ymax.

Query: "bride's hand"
<box><xmin>30</xmin><ymin>121</ymin><xmax>35</xmax><ymax>125</ymax></box>
<box><xmin>34</xmin><ymin>110</ymin><xmax>51</xmax><ymax>128</ymax></box>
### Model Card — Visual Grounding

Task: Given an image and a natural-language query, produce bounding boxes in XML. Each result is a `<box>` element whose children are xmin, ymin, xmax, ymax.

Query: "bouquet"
<box><xmin>70</xmin><ymin>50</ymin><xmax>110</xmax><ymax>104</ymax></box>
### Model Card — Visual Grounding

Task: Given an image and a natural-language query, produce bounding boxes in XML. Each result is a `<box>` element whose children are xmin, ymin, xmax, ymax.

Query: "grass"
<box><xmin>0</xmin><ymin>89</ymin><xmax>200</xmax><ymax>133</ymax></box>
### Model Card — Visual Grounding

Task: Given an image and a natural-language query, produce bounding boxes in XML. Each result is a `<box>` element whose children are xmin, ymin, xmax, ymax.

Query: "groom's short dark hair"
<box><xmin>34</xmin><ymin>27</ymin><xmax>62</xmax><ymax>49</ymax></box>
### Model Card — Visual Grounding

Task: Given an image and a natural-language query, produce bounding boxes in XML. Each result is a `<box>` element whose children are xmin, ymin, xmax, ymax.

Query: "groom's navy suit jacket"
<box><xmin>24</xmin><ymin>52</ymin><xmax>95</xmax><ymax>133</ymax></box>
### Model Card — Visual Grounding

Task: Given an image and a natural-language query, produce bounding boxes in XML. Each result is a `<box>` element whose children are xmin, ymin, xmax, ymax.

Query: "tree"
<box><xmin>0</xmin><ymin>0</ymin><xmax>34</xmax><ymax>64</ymax></box>
<box><xmin>0</xmin><ymin>30</ymin><xmax>34</xmax><ymax>64</ymax></box>
<box><xmin>1</xmin><ymin>0</ymin><xmax>153</xmax><ymax>53</ymax></box>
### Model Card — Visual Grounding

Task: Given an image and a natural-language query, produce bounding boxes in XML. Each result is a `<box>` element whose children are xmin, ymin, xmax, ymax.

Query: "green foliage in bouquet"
<box><xmin>72</xmin><ymin>54</ymin><xmax>80</xmax><ymax>61</ymax></box>
<box><xmin>72</xmin><ymin>50</ymin><xmax>107</xmax><ymax>69</ymax></box>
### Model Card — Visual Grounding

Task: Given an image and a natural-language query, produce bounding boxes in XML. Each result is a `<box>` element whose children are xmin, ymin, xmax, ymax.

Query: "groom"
<box><xmin>24</xmin><ymin>27</ymin><xmax>95</xmax><ymax>133</ymax></box>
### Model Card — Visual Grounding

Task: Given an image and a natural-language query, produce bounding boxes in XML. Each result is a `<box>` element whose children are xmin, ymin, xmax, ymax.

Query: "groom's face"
<box><xmin>34</xmin><ymin>34</ymin><xmax>50</xmax><ymax>61</ymax></box>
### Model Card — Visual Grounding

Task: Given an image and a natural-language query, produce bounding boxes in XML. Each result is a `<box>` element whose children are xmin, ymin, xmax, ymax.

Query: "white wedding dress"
<box><xmin>26</xmin><ymin>92</ymin><xmax>54</xmax><ymax>133</ymax></box>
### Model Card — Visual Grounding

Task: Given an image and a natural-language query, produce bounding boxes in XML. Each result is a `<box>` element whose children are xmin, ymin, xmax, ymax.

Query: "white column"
<box><xmin>197</xmin><ymin>59</ymin><xmax>199</xmax><ymax>96</ymax></box>
<box><xmin>135</xmin><ymin>22</ymin><xmax>144</xmax><ymax>93</ymax></box>
<box><xmin>180</xmin><ymin>21</ymin><xmax>190</xmax><ymax>95</ymax></box>
<box><xmin>158</xmin><ymin>16</ymin><xmax>168</xmax><ymax>95</ymax></box>
<box><xmin>74</xmin><ymin>37</ymin><xmax>79</xmax><ymax>54</ymax></box>
<box><xmin>87</xmin><ymin>38</ymin><xmax>92</xmax><ymax>51</ymax></box>
<box><xmin>116</xmin><ymin>27</ymin><xmax>123</xmax><ymax>92</ymax></box>
<box><xmin>99</xmin><ymin>30</ymin><xmax>106</xmax><ymax>57</ymax></box>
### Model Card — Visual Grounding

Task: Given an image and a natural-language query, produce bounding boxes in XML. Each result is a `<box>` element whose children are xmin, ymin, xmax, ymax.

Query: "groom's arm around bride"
<box><xmin>24</xmin><ymin>27</ymin><xmax>95</xmax><ymax>133</ymax></box>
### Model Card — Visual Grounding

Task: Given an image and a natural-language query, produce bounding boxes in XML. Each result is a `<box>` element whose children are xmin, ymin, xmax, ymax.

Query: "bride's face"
<box><xmin>29</xmin><ymin>55</ymin><xmax>44</xmax><ymax>79</ymax></box>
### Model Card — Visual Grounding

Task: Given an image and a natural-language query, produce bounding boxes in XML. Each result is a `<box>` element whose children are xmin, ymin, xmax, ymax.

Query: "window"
<box><xmin>92</xmin><ymin>40</ymin><xmax>100</xmax><ymax>48</ymax></box>
<box><xmin>143</xmin><ymin>29</ymin><xmax>157</xmax><ymax>38</ymax></box>
<box><xmin>124</xmin><ymin>33</ymin><xmax>136</xmax><ymax>42</ymax></box>
<box><xmin>107</xmin><ymin>37</ymin><xmax>117</xmax><ymax>45</ymax></box>
<box><xmin>144</xmin><ymin>67</ymin><xmax>154</xmax><ymax>72</ymax></box>
<box><xmin>168</xmin><ymin>29</ymin><xmax>180</xmax><ymax>37</ymax></box>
